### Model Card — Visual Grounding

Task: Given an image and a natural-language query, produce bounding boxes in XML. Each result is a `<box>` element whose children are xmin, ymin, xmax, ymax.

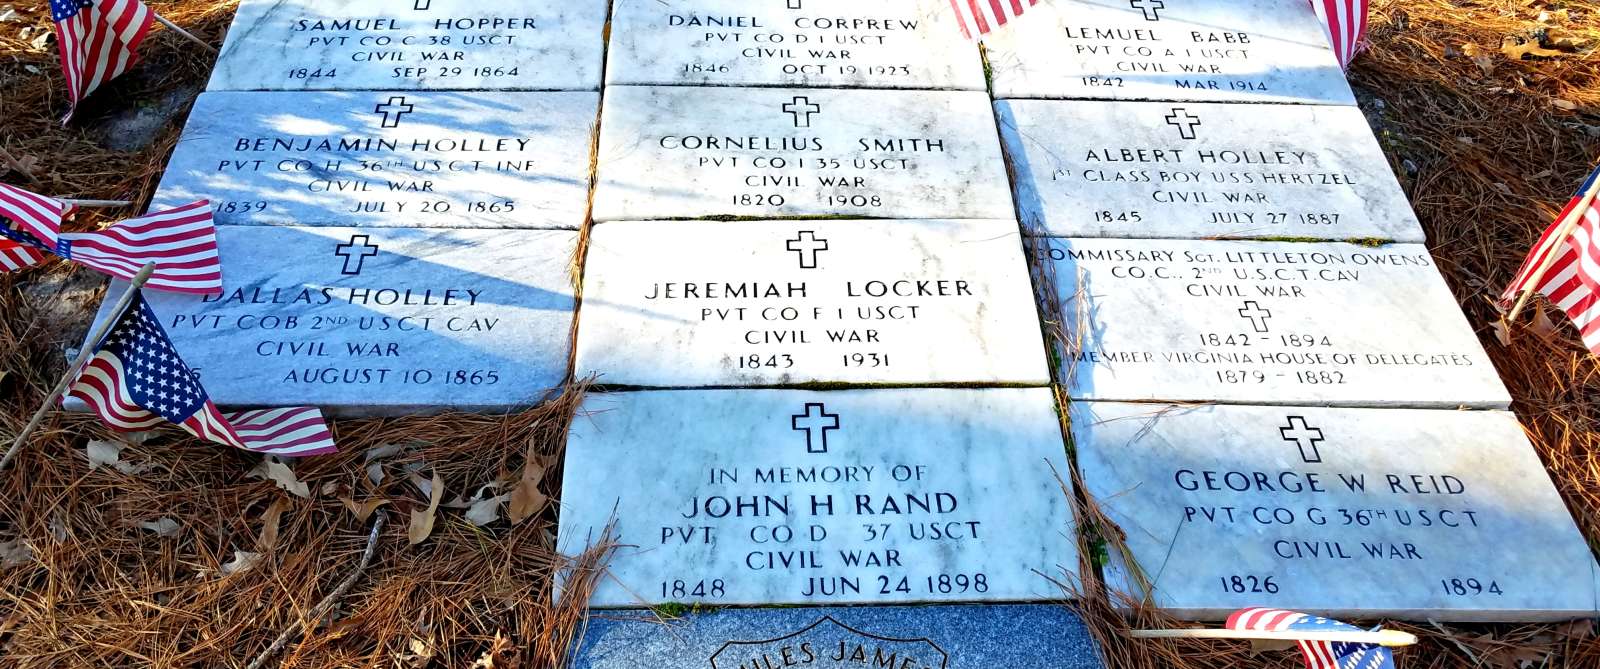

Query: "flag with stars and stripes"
<box><xmin>0</xmin><ymin>195</ymin><xmax>223</xmax><ymax>295</ymax></box>
<box><xmin>949</xmin><ymin>0</ymin><xmax>1039</xmax><ymax>39</ymax></box>
<box><xmin>1227</xmin><ymin>608</ymin><xmax>1395</xmax><ymax>669</ymax></box>
<box><xmin>65</xmin><ymin>291</ymin><xmax>337</xmax><ymax>457</ymax></box>
<box><xmin>1310</xmin><ymin>0</ymin><xmax>1369</xmax><ymax>69</ymax></box>
<box><xmin>1500</xmin><ymin>166</ymin><xmax>1600</xmax><ymax>354</ymax></box>
<box><xmin>51</xmin><ymin>0</ymin><xmax>154</xmax><ymax>121</ymax></box>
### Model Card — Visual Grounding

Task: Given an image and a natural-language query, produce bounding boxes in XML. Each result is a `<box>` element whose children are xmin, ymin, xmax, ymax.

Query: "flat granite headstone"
<box><xmin>1073</xmin><ymin>401</ymin><xmax>1600</xmax><ymax>621</ymax></box>
<box><xmin>154</xmin><ymin>91</ymin><xmax>596</xmax><ymax>229</ymax></box>
<box><xmin>209</xmin><ymin>0</ymin><xmax>609</xmax><ymax>91</ymax></box>
<box><xmin>80</xmin><ymin>226</ymin><xmax>576</xmax><ymax>416</ymax></box>
<box><xmin>558</xmin><ymin>388</ymin><xmax>1077</xmax><ymax>607</ymax></box>
<box><xmin>983</xmin><ymin>0</ymin><xmax>1355</xmax><ymax>105</ymax></box>
<box><xmin>575</xmin><ymin>219</ymin><xmax>1048</xmax><ymax>387</ymax></box>
<box><xmin>1045</xmin><ymin>238</ymin><xmax>1510</xmax><ymax>408</ymax></box>
<box><xmin>592</xmin><ymin>86</ymin><xmax>1015</xmax><ymax>221</ymax></box>
<box><xmin>997</xmin><ymin>100</ymin><xmax>1424</xmax><ymax>242</ymax></box>
<box><xmin>570</xmin><ymin>605</ymin><xmax>1105</xmax><ymax>669</ymax></box>
<box><xmin>606</xmin><ymin>0</ymin><xmax>985</xmax><ymax>90</ymax></box>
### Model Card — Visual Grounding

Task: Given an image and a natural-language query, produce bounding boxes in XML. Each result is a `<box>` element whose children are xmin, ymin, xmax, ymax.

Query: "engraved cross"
<box><xmin>792</xmin><ymin>403</ymin><xmax>840</xmax><ymax>454</ymax></box>
<box><xmin>1237</xmin><ymin>300</ymin><xmax>1272</xmax><ymax>333</ymax></box>
<box><xmin>335</xmin><ymin>234</ymin><xmax>380</xmax><ymax>275</ymax></box>
<box><xmin>1280</xmin><ymin>416</ymin><xmax>1324</xmax><ymax>464</ymax></box>
<box><xmin>374</xmin><ymin>96</ymin><xmax>415</xmax><ymax>128</ymax></box>
<box><xmin>1164</xmin><ymin>107</ymin><xmax>1202</xmax><ymax>140</ymax></box>
<box><xmin>1130</xmin><ymin>0</ymin><xmax>1165</xmax><ymax>20</ymax></box>
<box><xmin>786</xmin><ymin>231</ymin><xmax>829</xmax><ymax>269</ymax></box>
<box><xmin>782</xmin><ymin>96</ymin><xmax>821</xmax><ymax>128</ymax></box>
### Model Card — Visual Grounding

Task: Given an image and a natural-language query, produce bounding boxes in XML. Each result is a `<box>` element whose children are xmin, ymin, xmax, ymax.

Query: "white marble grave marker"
<box><xmin>997</xmin><ymin>100</ymin><xmax>1424</xmax><ymax>241</ymax></box>
<box><xmin>83</xmin><ymin>226</ymin><xmax>577</xmax><ymax>416</ymax></box>
<box><xmin>983</xmin><ymin>0</ymin><xmax>1355</xmax><ymax>105</ymax></box>
<box><xmin>592</xmin><ymin>86</ymin><xmax>1015</xmax><ymax>221</ymax></box>
<box><xmin>154</xmin><ymin>91</ymin><xmax>597</xmax><ymax>229</ymax></box>
<box><xmin>606</xmin><ymin>0</ymin><xmax>984</xmax><ymax>90</ymax></box>
<box><xmin>1073</xmin><ymin>401</ymin><xmax>1600</xmax><ymax>621</ymax></box>
<box><xmin>209</xmin><ymin>0</ymin><xmax>609</xmax><ymax>91</ymax></box>
<box><xmin>576</xmin><ymin>219</ymin><xmax>1049</xmax><ymax>387</ymax></box>
<box><xmin>1046</xmin><ymin>238</ymin><xmax>1510</xmax><ymax>407</ymax></box>
<box><xmin>558</xmin><ymin>387</ymin><xmax>1078</xmax><ymax>607</ymax></box>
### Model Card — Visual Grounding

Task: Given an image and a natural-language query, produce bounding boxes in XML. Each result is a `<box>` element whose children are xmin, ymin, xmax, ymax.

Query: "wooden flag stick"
<box><xmin>0</xmin><ymin>145</ymin><xmax>38</xmax><ymax>183</ymax></box>
<box><xmin>1506</xmin><ymin>177</ymin><xmax>1600</xmax><ymax>323</ymax></box>
<box><xmin>57</xmin><ymin>198</ymin><xmax>132</xmax><ymax>208</ymax></box>
<box><xmin>152</xmin><ymin>13</ymin><xmax>217</xmax><ymax>55</ymax></box>
<box><xmin>0</xmin><ymin>263</ymin><xmax>157</xmax><ymax>471</ymax></box>
<box><xmin>1129</xmin><ymin>627</ymin><xmax>1418</xmax><ymax>648</ymax></box>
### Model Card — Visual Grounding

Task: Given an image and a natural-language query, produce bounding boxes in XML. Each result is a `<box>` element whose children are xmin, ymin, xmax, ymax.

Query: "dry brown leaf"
<box><xmin>1490</xmin><ymin>645</ymin><xmax>1549</xmax><ymax>669</ymax></box>
<box><xmin>1556</xmin><ymin>618</ymin><xmax>1595</xmax><ymax>639</ymax></box>
<box><xmin>364</xmin><ymin>443</ymin><xmax>408</xmax><ymax>486</ymax></box>
<box><xmin>0</xmin><ymin>539</ymin><xmax>33</xmax><ymax>569</ymax></box>
<box><xmin>1553</xmin><ymin>99</ymin><xmax>1578</xmax><ymax>111</ymax></box>
<box><xmin>408</xmin><ymin>470</ymin><xmax>444</xmax><ymax>545</ymax></box>
<box><xmin>1461</xmin><ymin>43</ymin><xmax>1495</xmax><ymax>75</ymax></box>
<box><xmin>509</xmin><ymin>478</ymin><xmax>549</xmax><ymax>525</ymax></box>
<box><xmin>248</xmin><ymin>457</ymin><xmax>310</xmax><ymax>498</ymax></box>
<box><xmin>13</xmin><ymin>154</ymin><xmax>37</xmax><ymax>175</ymax></box>
<box><xmin>509</xmin><ymin>450</ymin><xmax>550</xmax><ymax>525</ymax></box>
<box><xmin>85</xmin><ymin>440</ymin><xmax>146</xmax><ymax>475</ymax></box>
<box><xmin>257</xmin><ymin>498</ymin><xmax>288</xmax><ymax>551</ymax></box>
<box><xmin>1501</xmin><ymin>37</ymin><xmax>1565</xmax><ymax>60</ymax></box>
<box><xmin>339</xmin><ymin>496</ymin><xmax>390</xmax><ymax>522</ymax></box>
<box><xmin>469</xmin><ymin>632</ymin><xmax>514</xmax><ymax>668</ymax></box>
<box><xmin>1490</xmin><ymin>319</ymin><xmax>1511</xmax><ymax>346</ymax></box>
<box><xmin>465</xmin><ymin>490</ymin><xmax>509</xmax><ymax>527</ymax></box>
<box><xmin>1537</xmin><ymin>8</ymin><xmax>1569</xmax><ymax>23</ymax></box>
<box><xmin>1531</xmin><ymin>307</ymin><xmax>1560</xmax><ymax>337</ymax></box>
<box><xmin>221</xmin><ymin>550</ymin><xmax>262</xmax><ymax>575</ymax></box>
<box><xmin>137</xmin><ymin>518</ymin><xmax>181</xmax><ymax>537</ymax></box>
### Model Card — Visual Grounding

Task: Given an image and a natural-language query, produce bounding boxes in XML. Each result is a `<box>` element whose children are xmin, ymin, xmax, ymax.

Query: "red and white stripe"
<box><xmin>60</xmin><ymin>200</ymin><xmax>222</xmax><ymax>294</ymax></box>
<box><xmin>0</xmin><ymin>183</ymin><xmax>74</xmax><ymax>247</ymax></box>
<box><xmin>1227</xmin><ymin>607</ymin><xmax>1306</xmax><ymax>632</ymax></box>
<box><xmin>1227</xmin><ymin>608</ymin><xmax>1338</xmax><ymax>669</ymax></box>
<box><xmin>66</xmin><ymin>353</ymin><xmax>337</xmax><ymax>457</ymax></box>
<box><xmin>1310</xmin><ymin>0</ymin><xmax>1369</xmax><ymax>69</ymax></box>
<box><xmin>0</xmin><ymin>239</ymin><xmax>49</xmax><ymax>272</ymax></box>
<box><xmin>54</xmin><ymin>0</ymin><xmax>153</xmax><ymax>121</ymax></box>
<box><xmin>1502</xmin><ymin>168</ymin><xmax>1600</xmax><ymax>354</ymax></box>
<box><xmin>222</xmin><ymin>407</ymin><xmax>339</xmax><ymax>457</ymax></box>
<box><xmin>949</xmin><ymin>0</ymin><xmax>1039</xmax><ymax>39</ymax></box>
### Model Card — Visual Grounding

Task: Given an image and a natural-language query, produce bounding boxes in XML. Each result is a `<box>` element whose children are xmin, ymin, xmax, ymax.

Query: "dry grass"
<box><xmin>1</xmin><ymin>0</ymin><xmax>1599</xmax><ymax>666</ymax></box>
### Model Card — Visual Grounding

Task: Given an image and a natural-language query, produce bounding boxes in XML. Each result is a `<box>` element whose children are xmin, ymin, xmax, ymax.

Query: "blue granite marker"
<box><xmin>570</xmin><ymin>604</ymin><xmax>1104</xmax><ymax>669</ymax></box>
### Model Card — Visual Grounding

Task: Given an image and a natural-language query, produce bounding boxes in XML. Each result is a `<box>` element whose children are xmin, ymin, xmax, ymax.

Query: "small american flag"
<box><xmin>1310</xmin><ymin>0</ymin><xmax>1369</xmax><ymax>69</ymax></box>
<box><xmin>949</xmin><ymin>0</ymin><xmax>1039</xmax><ymax>39</ymax></box>
<box><xmin>0</xmin><ymin>239</ymin><xmax>49</xmax><ymax>272</ymax></box>
<box><xmin>65</xmin><ymin>292</ymin><xmax>337</xmax><ymax>457</ymax></box>
<box><xmin>0</xmin><ymin>196</ymin><xmax>223</xmax><ymax>295</ymax></box>
<box><xmin>0</xmin><ymin>182</ymin><xmax>75</xmax><ymax>248</ymax></box>
<box><xmin>59</xmin><ymin>200</ymin><xmax>223</xmax><ymax>294</ymax></box>
<box><xmin>1501</xmin><ymin>166</ymin><xmax>1600</xmax><ymax>353</ymax></box>
<box><xmin>1228</xmin><ymin>608</ymin><xmax>1395</xmax><ymax>669</ymax></box>
<box><xmin>51</xmin><ymin>0</ymin><xmax>154</xmax><ymax>121</ymax></box>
